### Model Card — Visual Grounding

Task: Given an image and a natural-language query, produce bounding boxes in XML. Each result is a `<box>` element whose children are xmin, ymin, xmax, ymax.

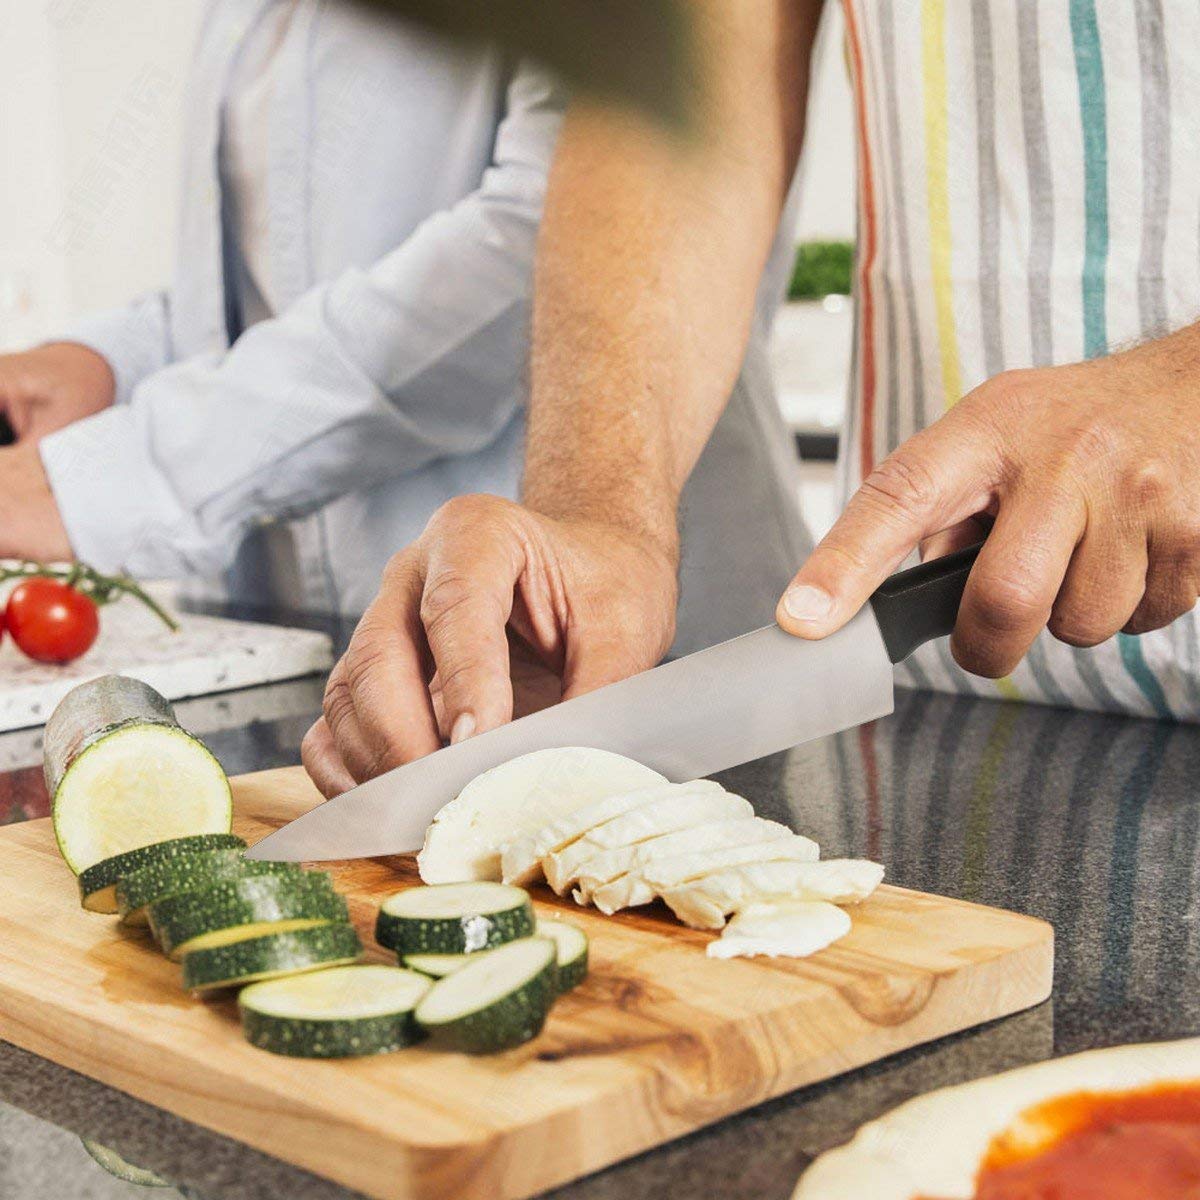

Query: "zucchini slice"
<box><xmin>401</xmin><ymin>951</ymin><xmax>472</xmax><ymax>978</ymax></box>
<box><xmin>149</xmin><ymin>872</ymin><xmax>346</xmax><ymax>960</ymax></box>
<box><xmin>77</xmin><ymin>833</ymin><xmax>246</xmax><ymax>914</ymax></box>
<box><xmin>239</xmin><ymin>964</ymin><xmax>431</xmax><ymax>1058</ymax></box>
<box><xmin>404</xmin><ymin>921</ymin><xmax>589</xmax><ymax>992</ymax></box>
<box><xmin>47</xmin><ymin>677</ymin><xmax>232</xmax><ymax>876</ymax></box>
<box><xmin>537</xmin><ymin>920</ymin><xmax>589</xmax><ymax>993</ymax></box>
<box><xmin>182</xmin><ymin>923</ymin><xmax>362</xmax><ymax>993</ymax></box>
<box><xmin>414</xmin><ymin>937</ymin><xmax>558</xmax><ymax>1054</ymax></box>
<box><xmin>117</xmin><ymin>850</ymin><xmax>301</xmax><ymax>926</ymax></box>
<box><xmin>375</xmin><ymin>882</ymin><xmax>534</xmax><ymax>956</ymax></box>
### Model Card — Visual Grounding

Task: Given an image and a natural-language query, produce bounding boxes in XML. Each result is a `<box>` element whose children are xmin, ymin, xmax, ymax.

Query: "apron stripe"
<box><xmin>1071</xmin><ymin>1</ymin><xmax>1173</xmax><ymax>718</ymax></box>
<box><xmin>843</xmin><ymin>0</ymin><xmax>881</xmax><ymax>480</ymax></box>
<box><xmin>920</xmin><ymin>0</ymin><xmax>962</xmax><ymax>413</ymax></box>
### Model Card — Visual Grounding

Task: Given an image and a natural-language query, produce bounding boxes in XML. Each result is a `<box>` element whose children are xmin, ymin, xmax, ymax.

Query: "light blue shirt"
<box><xmin>41</xmin><ymin>0</ymin><xmax>812</xmax><ymax>654</ymax></box>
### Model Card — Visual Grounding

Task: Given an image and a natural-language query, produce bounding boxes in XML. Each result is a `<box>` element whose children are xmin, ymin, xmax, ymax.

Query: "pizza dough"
<box><xmin>793</xmin><ymin>1039</ymin><xmax>1200</xmax><ymax>1199</ymax></box>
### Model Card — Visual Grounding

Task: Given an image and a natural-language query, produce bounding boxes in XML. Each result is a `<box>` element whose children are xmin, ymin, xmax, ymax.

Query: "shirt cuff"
<box><xmin>39</xmin><ymin>408</ymin><xmax>199</xmax><ymax>579</ymax></box>
<box><xmin>55</xmin><ymin>300</ymin><xmax>167</xmax><ymax>407</ymax></box>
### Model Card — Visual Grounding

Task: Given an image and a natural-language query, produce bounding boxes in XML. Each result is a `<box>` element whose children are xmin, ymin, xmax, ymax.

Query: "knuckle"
<box><xmin>978</xmin><ymin>368</ymin><xmax>1037</xmax><ymax>411</ymax></box>
<box><xmin>419</xmin><ymin>572</ymin><xmax>478</xmax><ymax>633</ymax></box>
<box><xmin>427</xmin><ymin>493</ymin><xmax>504</xmax><ymax>536</ymax></box>
<box><xmin>968</xmin><ymin>571</ymin><xmax>1050</xmax><ymax>634</ymax></box>
<box><xmin>1120</xmin><ymin>459</ymin><xmax>1172</xmax><ymax>510</ymax></box>
<box><xmin>1058</xmin><ymin>419</ymin><xmax>1122</xmax><ymax>471</ymax></box>
<box><xmin>1047</xmin><ymin>608</ymin><xmax>1112</xmax><ymax>648</ymax></box>
<box><xmin>322</xmin><ymin>671</ymin><xmax>356</xmax><ymax>731</ymax></box>
<box><xmin>858</xmin><ymin>452</ymin><xmax>942</xmax><ymax>522</ymax></box>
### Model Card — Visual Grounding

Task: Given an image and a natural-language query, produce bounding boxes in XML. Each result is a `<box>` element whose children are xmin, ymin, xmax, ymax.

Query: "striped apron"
<box><xmin>842</xmin><ymin>0</ymin><xmax>1200</xmax><ymax>720</ymax></box>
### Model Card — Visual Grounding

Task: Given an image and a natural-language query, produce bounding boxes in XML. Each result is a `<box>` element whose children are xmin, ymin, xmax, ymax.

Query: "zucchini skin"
<box><xmin>241</xmin><ymin>1007</ymin><xmax>422</xmax><ymax>1058</ymax></box>
<box><xmin>77</xmin><ymin>834</ymin><xmax>247</xmax><ymax>912</ymax></box>
<box><xmin>182</xmin><ymin>923</ymin><xmax>362</xmax><ymax>992</ymax></box>
<box><xmin>149</xmin><ymin>873</ymin><xmax>345</xmax><ymax>958</ymax></box>
<box><xmin>44</xmin><ymin>676</ymin><xmax>178</xmax><ymax>800</ymax></box>
<box><xmin>116</xmin><ymin>852</ymin><xmax>301</xmax><ymax>925</ymax></box>
<box><xmin>417</xmin><ymin>951</ymin><xmax>559</xmax><ymax>1054</ymax></box>
<box><xmin>375</xmin><ymin>896</ymin><xmax>535</xmax><ymax>956</ymax></box>
<box><xmin>555</xmin><ymin>949</ymin><xmax>588</xmax><ymax>994</ymax></box>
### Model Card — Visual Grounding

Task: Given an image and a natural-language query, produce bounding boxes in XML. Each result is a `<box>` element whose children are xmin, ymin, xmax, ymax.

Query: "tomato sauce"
<box><xmin>920</xmin><ymin>1082</ymin><xmax>1200</xmax><ymax>1199</ymax></box>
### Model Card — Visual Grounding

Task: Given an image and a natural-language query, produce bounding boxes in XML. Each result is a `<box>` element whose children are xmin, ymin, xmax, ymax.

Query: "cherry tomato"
<box><xmin>5</xmin><ymin>578</ymin><xmax>100</xmax><ymax>664</ymax></box>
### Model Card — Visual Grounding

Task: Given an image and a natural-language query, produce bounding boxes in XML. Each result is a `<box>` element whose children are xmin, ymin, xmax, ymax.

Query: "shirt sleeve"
<box><xmin>53</xmin><ymin>290</ymin><xmax>173</xmax><ymax>406</ymax></box>
<box><xmin>39</xmin><ymin>64</ymin><xmax>563</xmax><ymax>580</ymax></box>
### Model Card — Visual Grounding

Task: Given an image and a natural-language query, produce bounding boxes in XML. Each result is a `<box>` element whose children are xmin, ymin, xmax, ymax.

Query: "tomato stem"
<box><xmin>0</xmin><ymin>561</ymin><xmax>179</xmax><ymax>632</ymax></box>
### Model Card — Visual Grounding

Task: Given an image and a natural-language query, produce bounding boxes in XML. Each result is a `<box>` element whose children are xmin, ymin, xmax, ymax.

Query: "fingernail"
<box><xmin>450</xmin><ymin>712</ymin><xmax>476</xmax><ymax>745</ymax></box>
<box><xmin>783</xmin><ymin>585</ymin><xmax>834</xmax><ymax>624</ymax></box>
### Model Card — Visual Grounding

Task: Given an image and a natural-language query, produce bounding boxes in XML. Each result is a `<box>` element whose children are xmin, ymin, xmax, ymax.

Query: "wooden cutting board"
<box><xmin>0</xmin><ymin>767</ymin><xmax>1053</xmax><ymax>1200</ymax></box>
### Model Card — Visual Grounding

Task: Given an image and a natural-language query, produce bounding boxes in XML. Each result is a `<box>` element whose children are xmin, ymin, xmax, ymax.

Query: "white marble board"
<box><xmin>0</xmin><ymin>599</ymin><xmax>333</xmax><ymax>733</ymax></box>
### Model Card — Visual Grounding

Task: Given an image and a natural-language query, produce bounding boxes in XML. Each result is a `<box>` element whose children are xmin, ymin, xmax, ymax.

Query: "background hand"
<box><xmin>0</xmin><ymin>343</ymin><xmax>115</xmax><ymax>443</ymax></box>
<box><xmin>302</xmin><ymin>494</ymin><xmax>679</xmax><ymax>798</ymax></box>
<box><xmin>776</xmin><ymin>327</ymin><xmax>1200</xmax><ymax>677</ymax></box>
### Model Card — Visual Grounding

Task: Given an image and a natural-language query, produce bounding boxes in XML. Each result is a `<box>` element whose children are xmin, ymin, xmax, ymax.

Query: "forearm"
<box><xmin>523</xmin><ymin>0</ymin><xmax>822</xmax><ymax>556</ymax></box>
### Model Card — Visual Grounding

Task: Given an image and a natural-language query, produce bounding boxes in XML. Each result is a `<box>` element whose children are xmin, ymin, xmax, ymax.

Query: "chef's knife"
<box><xmin>248</xmin><ymin>544</ymin><xmax>981</xmax><ymax>862</ymax></box>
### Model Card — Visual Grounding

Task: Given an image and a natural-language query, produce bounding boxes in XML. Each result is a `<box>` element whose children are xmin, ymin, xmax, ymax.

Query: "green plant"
<box><xmin>787</xmin><ymin>241</ymin><xmax>855</xmax><ymax>301</ymax></box>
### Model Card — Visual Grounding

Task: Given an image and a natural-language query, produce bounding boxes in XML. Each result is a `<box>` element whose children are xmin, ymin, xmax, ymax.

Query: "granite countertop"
<box><xmin>3</xmin><ymin>607</ymin><xmax>1198</xmax><ymax>1199</ymax></box>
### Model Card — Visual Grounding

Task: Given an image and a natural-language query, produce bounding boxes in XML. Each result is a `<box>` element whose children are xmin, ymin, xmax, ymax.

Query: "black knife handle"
<box><xmin>867</xmin><ymin>543</ymin><xmax>982</xmax><ymax>664</ymax></box>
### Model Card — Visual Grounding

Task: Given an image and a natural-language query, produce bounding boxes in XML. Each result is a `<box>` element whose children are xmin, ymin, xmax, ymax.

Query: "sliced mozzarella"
<box><xmin>706</xmin><ymin>900</ymin><xmax>850</xmax><ymax>959</ymax></box>
<box><xmin>577</xmin><ymin>825</ymin><xmax>816</xmax><ymax>910</ymax></box>
<box><xmin>794</xmin><ymin>1039</ymin><xmax>1200</xmax><ymax>1200</ymax></box>
<box><xmin>498</xmin><ymin>779</ymin><xmax>723</xmax><ymax>886</ymax></box>
<box><xmin>418</xmin><ymin>747</ymin><xmax>664</xmax><ymax>883</ymax></box>
<box><xmin>544</xmin><ymin>790</ymin><xmax>754</xmax><ymax>895</ymax></box>
<box><xmin>641</xmin><ymin>832</ymin><xmax>819</xmax><ymax>890</ymax></box>
<box><xmin>663</xmin><ymin>858</ymin><xmax>884</xmax><ymax>930</ymax></box>
<box><xmin>584</xmin><ymin>873</ymin><xmax>657</xmax><ymax>914</ymax></box>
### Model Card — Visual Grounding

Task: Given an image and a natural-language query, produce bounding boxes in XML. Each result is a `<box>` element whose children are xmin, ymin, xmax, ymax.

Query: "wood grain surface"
<box><xmin>0</xmin><ymin>766</ymin><xmax>1053</xmax><ymax>1200</ymax></box>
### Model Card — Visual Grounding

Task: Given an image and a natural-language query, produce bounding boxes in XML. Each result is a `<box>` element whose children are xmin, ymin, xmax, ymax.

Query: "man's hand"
<box><xmin>302</xmin><ymin>495</ymin><xmax>678</xmax><ymax>798</ymax></box>
<box><xmin>777</xmin><ymin>326</ymin><xmax>1200</xmax><ymax>677</ymax></box>
<box><xmin>0</xmin><ymin>343</ymin><xmax>114</xmax><ymax>442</ymax></box>
<box><xmin>0</xmin><ymin>441</ymin><xmax>73</xmax><ymax>560</ymax></box>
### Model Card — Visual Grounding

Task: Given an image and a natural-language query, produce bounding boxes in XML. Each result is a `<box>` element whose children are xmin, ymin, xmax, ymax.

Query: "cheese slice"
<box><xmin>585</xmin><ymin>826</ymin><xmax>818</xmax><ymax>914</ymax></box>
<box><xmin>641</xmin><ymin>831</ymin><xmax>819</xmax><ymax>890</ymax></box>
<box><xmin>418</xmin><ymin>746</ymin><xmax>665</xmax><ymax>882</ymax></box>
<box><xmin>544</xmin><ymin>791</ymin><xmax>755</xmax><ymax>895</ymax></box>
<box><xmin>498</xmin><ymin>779</ymin><xmax>723</xmax><ymax>886</ymax></box>
<box><xmin>707</xmin><ymin>900</ymin><xmax>850</xmax><ymax>959</ymax></box>
<box><xmin>663</xmin><ymin>858</ymin><xmax>884</xmax><ymax>930</ymax></box>
<box><xmin>583</xmin><ymin>873</ymin><xmax>657</xmax><ymax>914</ymax></box>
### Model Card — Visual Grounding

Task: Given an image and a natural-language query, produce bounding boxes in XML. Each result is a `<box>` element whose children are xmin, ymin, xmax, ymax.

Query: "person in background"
<box><xmin>0</xmin><ymin>0</ymin><xmax>811</xmax><ymax>655</ymax></box>
<box><xmin>304</xmin><ymin>0</ymin><xmax>1200</xmax><ymax>797</ymax></box>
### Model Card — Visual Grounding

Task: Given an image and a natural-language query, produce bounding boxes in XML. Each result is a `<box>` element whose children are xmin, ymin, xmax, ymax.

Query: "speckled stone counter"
<box><xmin>3</xmin><ymin>609</ymin><xmax>1198</xmax><ymax>1200</ymax></box>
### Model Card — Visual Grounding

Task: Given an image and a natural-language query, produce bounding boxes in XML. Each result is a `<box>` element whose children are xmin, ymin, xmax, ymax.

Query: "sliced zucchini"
<box><xmin>404</xmin><ymin>921</ymin><xmax>589</xmax><ymax>992</ymax></box>
<box><xmin>401</xmin><ymin>951</ymin><xmax>472</xmax><ymax>978</ymax></box>
<box><xmin>375</xmin><ymin>882</ymin><xmax>534</xmax><ymax>956</ymax></box>
<box><xmin>46</xmin><ymin>677</ymin><xmax>232</xmax><ymax>875</ymax></box>
<box><xmin>239</xmin><ymin>964</ymin><xmax>431</xmax><ymax>1058</ymax></box>
<box><xmin>537</xmin><ymin>919</ymin><xmax>589</xmax><ymax>993</ymax></box>
<box><xmin>182</xmin><ymin>923</ymin><xmax>362</xmax><ymax>993</ymax></box>
<box><xmin>117</xmin><ymin>850</ymin><xmax>301</xmax><ymax>926</ymax></box>
<box><xmin>149</xmin><ymin>872</ymin><xmax>346</xmax><ymax>960</ymax></box>
<box><xmin>414</xmin><ymin>937</ymin><xmax>558</xmax><ymax>1054</ymax></box>
<box><xmin>76</xmin><ymin>833</ymin><xmax>246</xmax><ymax>914</ymax></box>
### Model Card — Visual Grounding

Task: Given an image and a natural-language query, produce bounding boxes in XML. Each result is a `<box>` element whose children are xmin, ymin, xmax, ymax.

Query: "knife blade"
<box><xmin>247</xmin><ymin>544</ymin><xmax>981</xmax><ymax>862</ymax></box>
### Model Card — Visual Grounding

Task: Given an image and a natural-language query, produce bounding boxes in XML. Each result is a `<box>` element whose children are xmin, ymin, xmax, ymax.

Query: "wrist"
<box><xmin>526</xmin><ymin>491</ymin><xmax>680</xmax><ymax>571</ymax></box>
<box><xmin>0</xmin><ymin>443</ymin><xmax>73</xmax><ymax>561</ymax></box>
